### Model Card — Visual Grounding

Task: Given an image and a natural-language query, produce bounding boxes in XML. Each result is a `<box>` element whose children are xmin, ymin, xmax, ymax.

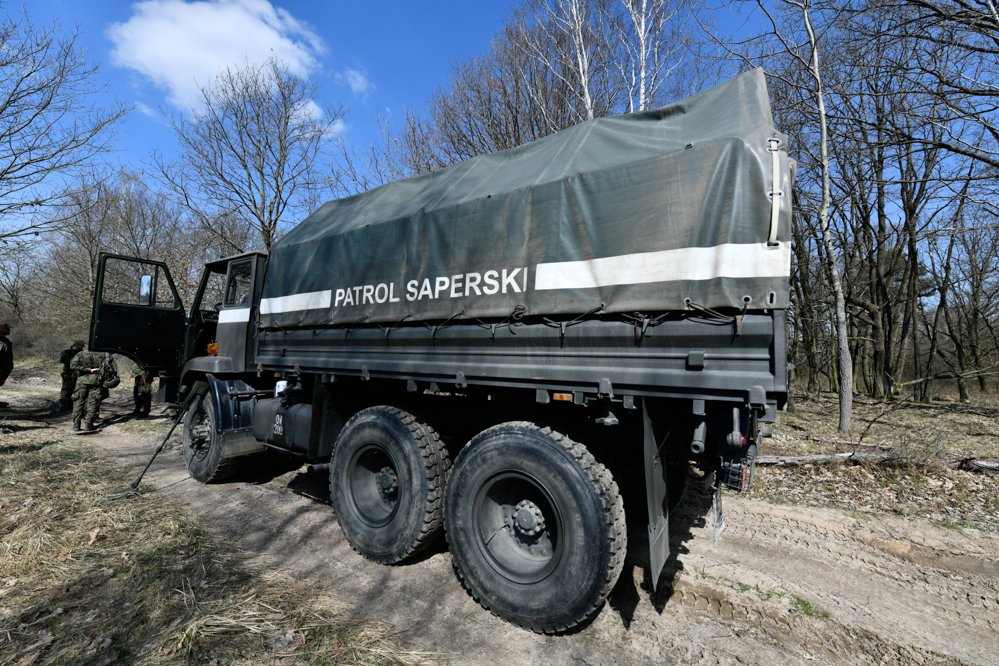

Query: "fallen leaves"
<box><xmin>268</xmin><ymin>628</ymin><xmax>305</xmax><ymax>653</ymax></box>
<box><xmin>753</xmin><ymin>463</ymin><xmax>999</xmax><ymax>533</ymax></box>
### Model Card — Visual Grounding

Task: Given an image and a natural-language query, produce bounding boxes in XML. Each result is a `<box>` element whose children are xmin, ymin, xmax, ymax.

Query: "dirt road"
<box><xmin>5</xmin><ymin>386</ymin><xmax>997</xmax><ymax>665</ymax></box>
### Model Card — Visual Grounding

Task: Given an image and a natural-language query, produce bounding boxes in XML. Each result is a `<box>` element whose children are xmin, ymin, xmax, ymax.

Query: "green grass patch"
<box><xmin>789</xmin><ymin>594</ymin><xmax>830</xmax><ymax>619</ymax></box>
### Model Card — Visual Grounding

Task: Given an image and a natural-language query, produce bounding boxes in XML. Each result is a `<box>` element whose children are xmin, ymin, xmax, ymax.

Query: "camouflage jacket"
<box><xmin>71</xmin><ymin>351</ymin><xmax>106</xmax><ymax>387</ymax></box>
<box><xmin>59</xmin><ymin>347</ymin><xmax>82</xmax><ymax>375</ymax></box>
<box><xmin>0</xmin><ymin>335</ymin><xmax>11</xmax><ymax>384</ymax></box>
<box><xmin>132</xmin><ymin>368</ymin><xmax>157</xmax><ymax>382</ymax></box>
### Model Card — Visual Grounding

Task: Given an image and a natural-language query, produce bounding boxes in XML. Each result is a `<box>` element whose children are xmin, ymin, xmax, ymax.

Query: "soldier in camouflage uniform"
<box><xmin>58</xmin><ymin>340</ymin><xmax>86</xmax><ymax>411</ymax></box>
<box><xmin>132</xmin><ymin>367</ymin><xmax>157</xmax><ymax>416</ymax></box>
<box><xmin>0</xmin><ymin>323</ymin><xmax>11</xmax><ymax>408</ymax></box>
<box><xmin>70</xmin><ymin>351</ymin><xmax>118</xmax><ymax>432</ymax></box>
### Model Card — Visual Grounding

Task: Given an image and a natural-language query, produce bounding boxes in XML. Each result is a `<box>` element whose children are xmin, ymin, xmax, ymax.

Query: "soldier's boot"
<box><xmin>72</xmin><ymin>421</ymin><xmax>81</xmax><ymax>432</ymax></box>
<box><xmin>83</xmin><ymin>422</ymin><xmax>98</xmax><ymax>432</ymax></box>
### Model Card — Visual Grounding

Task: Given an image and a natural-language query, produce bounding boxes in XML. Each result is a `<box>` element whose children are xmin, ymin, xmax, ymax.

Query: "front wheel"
<box><xmin>183</xmin><ymin>392</ymin><xmax>238</xmax><ymax>483</ymax></box>
<box><xmin>445</xmin><ymin>423</ymin><xmax>626</xmax><ymax>633</ymax></box>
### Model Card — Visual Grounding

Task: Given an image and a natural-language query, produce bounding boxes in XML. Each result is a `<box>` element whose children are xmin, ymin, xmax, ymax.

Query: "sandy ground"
<box><xmin>2</xmin><ymin>382</ymin><xmax>997</xmax><ymax>665</ymax></box>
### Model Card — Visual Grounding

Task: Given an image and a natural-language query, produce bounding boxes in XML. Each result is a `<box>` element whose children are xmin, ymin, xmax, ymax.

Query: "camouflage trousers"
<box><xmin>72</xmin><ymin>383</ymin><xmax>109</xmax><ymax>424</ymax></box>
<box><xmin>133</xmin><ymin>381</ymin><xmax>152</xmax><ymax>414</ymax></box>
<box><xmin>60</xmin><ymin>372</ymin><xmax>76</xmax><ymax>403</ymax></box>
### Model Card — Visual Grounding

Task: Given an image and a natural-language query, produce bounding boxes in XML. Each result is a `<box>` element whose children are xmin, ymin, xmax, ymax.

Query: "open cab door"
<box><xmin>89</xmin><ymin>253</ymin><xmax>186</xmax><ymax>371</ymax></box>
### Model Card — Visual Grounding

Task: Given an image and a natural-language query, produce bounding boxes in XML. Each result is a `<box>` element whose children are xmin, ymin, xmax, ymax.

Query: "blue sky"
<box><xmin>26</xmin><ymin>0</ymin><xmax>518</xmax><ymax>170</ymax></box>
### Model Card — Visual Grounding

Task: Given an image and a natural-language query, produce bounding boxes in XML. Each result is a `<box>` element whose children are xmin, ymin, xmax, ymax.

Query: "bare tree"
<box><xmin>0</xmin><ymin>240</ymin><xmax>36</xmax><ymax>323</ymax></box>
<box><xmin>0</xmin><ymin>8</ymin><xmax>129</xmax><ymax>241</ymax></box>
<box><xmin>875</xmin><ymin>0</ymin><xmax>999</xmax><ymax>172</ymax></box>
<box><xmin>747</xmin><ymin>0</ymin><xmax>854</xmax><ymax>430</ymax></box>
<box><xmin>154</xmin><ymin>58</ymin><xmax>346</xmax><ymax>251</ymax></box>
<box><xmin>527</xmin><ymin>0</ymin><xmax>621</xmax><ymax>125</ymax></box>
<box><xmin>343</xmin><ymin>0</ymin><xmax>705</xmax><ymax>188</ymax></box>
<box><xmin>614</xmin><ymin>0</ymin><xmax>690</xmax><ymax>111</ymax></box>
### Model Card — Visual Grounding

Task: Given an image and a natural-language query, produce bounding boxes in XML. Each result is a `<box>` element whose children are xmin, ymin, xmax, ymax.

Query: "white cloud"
<box><xmin>108</xmin><ymin>0</ymin><xmax>325</xmax><ymax>108</ymax></box>
<box><xmin>344</xmin><ymin>68</ymin><xmax>373</xmax><ymax>96</ymax></box>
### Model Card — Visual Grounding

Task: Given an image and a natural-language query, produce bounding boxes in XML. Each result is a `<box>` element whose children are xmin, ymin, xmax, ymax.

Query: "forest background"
<box><xmin>1</xmin><ymin>0</ymin><xmax>997</xmax><ymax>434</ymax></box>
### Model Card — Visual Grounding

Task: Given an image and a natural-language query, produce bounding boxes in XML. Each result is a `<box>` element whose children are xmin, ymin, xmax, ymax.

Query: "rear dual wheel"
<box><xmin>444</xmin><ymin>423</ymin><xmax>627</xmax><ymax>633</ymax></box>
<box><xmin>330</xmin><ymin>406</ymin><xmax>451</xmax><ymax>564</ymax></box>
<box><xmin>330</xmin><ymin>412</ymin><xmax>627</xmax><ymax>632</ymax></box>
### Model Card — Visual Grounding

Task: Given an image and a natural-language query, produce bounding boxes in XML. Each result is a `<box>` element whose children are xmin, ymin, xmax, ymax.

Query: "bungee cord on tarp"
<box><xmin>542</xmin><ymin>304</ymin><xmax>605</xmax><ymax>347</ymax></box>
<box><xmin>342</xmin><ymin>314</ymin><xmax>369</xmax><ymax>340</ymax></box>
<box><xmin>377</xmin><ymin>313</ymin><xmax>413</xmax><ymax>338</ymax></box>
<box><xmin>423</xmin><ymin>309</ymin><xmax>465</xmax><ymax>343</ymax></box>
<box><xmin>622</xmin><ymin>312</ymin><xmax>670</xmax><ymax>346</ymax></box>
<box><xmin>476</xmin><ymin>304</ymin><xmax>527</xmax><ymax>339</ymax></box>
<box><xmin>260</xmin><ymin>300</ymin><xmax>763</xmax><ymax>349</ymax></box>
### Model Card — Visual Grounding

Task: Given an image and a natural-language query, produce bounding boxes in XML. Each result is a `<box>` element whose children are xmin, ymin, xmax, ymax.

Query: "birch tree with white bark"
<box><xmin>614</xmin><ymin>0</ymin><xmax>690</xmax><ymax>111</ymax></box>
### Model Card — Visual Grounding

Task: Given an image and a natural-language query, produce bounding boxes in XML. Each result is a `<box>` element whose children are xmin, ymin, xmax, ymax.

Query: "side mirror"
<box><xmin>138</xmin><ymin>274</ymin><xmax>152</xmax><ymax>306</ymax></box>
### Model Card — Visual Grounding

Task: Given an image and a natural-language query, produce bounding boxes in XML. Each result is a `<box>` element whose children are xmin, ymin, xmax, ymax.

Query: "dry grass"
<box><xmin>752</xmin><ymin>461</ymin><xmax>999</xmax><ymax>533</ymax></box>
<box><xmin>0</xmin><ymin>414</ymin><xmax>436</xmax><ymax>665</ymax></box>
<box><xmin>770</xmin><ymin>391</ymin><xmax>999</xmax><ymax>460</ymax></box>
<box><xmin>755</xmin><ymin>392</ymin><xmax>999</xmax><ymax>533</ymax></box>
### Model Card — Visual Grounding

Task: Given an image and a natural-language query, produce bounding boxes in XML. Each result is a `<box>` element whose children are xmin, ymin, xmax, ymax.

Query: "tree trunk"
<box><xmin>801</xmin><ymin>5</ymin><xmax>852</xmax><ymax>432</ymax></box>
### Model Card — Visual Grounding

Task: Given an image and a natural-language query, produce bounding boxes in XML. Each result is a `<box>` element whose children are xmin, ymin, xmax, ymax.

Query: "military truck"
<box><xmin>89</xmin><ymin>68</ymin><xmax>792</xmax><ymax>633</ymax></box>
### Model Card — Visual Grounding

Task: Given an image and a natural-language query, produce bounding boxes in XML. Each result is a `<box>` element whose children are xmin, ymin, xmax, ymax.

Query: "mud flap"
<box><xmin>643</xmin><ymin>398</ymin><xmax>669</xmax><ymax>591</ymax></box>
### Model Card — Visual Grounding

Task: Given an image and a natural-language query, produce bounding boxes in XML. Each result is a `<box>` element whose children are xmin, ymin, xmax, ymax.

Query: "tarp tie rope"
<box><xmin>767</xmin><ymin>138</ymin><xmax>783</xmax><ymax>247</ymax></box>
<box><xmin>343</xmin><ymin>315</ymin><xmax>369</xmax><ymax>340</ymax></box>
<box><xmin>623</xmin><ymin>312</ymin><xmax>670</xmax><ymax>346</ymax></box>
<box><xmin>686</xmin><ymin>301</ymin><xmax>737</xmax><ymax>324</ymax></box>
<box><xmin>476</xmin><ymin>304</ymin><xmax>527</xmax><ymax>339</ymax></box>
<box><xmin>736</xmin><ymin>300</ymin><xmax>749</xmax><ymax>335</ymax></box>
<box><xmin>543</xmin><ymin>304</ymin><xmax>605</xmax><ymax>347</ymax></box>
<box><xmin>424</xmin><ymin>309</ymin><xmax>466</xmax><ymax>343</ymax></box>
<box><xmin>378</xmin><ymin>313</ymin><xmax>413</xmax><ymax>338</ymax></box>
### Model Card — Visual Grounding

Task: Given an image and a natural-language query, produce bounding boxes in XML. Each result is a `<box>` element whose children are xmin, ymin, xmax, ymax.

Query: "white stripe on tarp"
<box><xmin>218</xmin><ymin>308</ymin><xmax>250</xmax><ymax>323</ymax></box>
<box><xmin>259</xmin><ymin>290</ymin><xmax>332</xmax><ymax>315</ymax></box>
<box><xmin>534</xmin><ymin>243</ymin><xmax>791</xmax><ymax>291</ymax></box>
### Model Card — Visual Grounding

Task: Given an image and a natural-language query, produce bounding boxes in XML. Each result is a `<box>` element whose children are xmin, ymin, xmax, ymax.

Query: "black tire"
<box><xmin>183</xmin><ymin>392</ymin><xmax>238</xmax><ymax>483</ymax></box>
<box><xmin>330</xmin><ymin>406</ymin><xmax>450</xmax><ymax>564</ymax></box>
<box><xmin>444</xmin><ymin>423</ymin><xmax>626</xmax><ymax>633</ymax></box>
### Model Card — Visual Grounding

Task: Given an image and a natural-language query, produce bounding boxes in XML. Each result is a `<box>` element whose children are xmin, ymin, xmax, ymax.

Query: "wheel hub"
<box><xmin>377</xmin><ymin>466</ymin><xmax>398</xmax><ymax>494</ymax></box>
<box><xmin>190</xmin><ymin>422</ymin><xmax>211</xmax><ymax>446</ymax></box>
<box><xmin>188</xmin><ymin>410</ymin><xmax>212</xmax><ymax>462</ymax></box>
<box><xmin>513</xmin><ymin>499</ymin><xmax>545</xmax><ymax>537</ymax></box>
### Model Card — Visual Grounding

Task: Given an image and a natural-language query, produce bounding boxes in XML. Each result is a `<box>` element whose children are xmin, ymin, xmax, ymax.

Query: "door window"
<box><xmin>101</xmin><ymin>258</ymin><xmax>179</xmax><ymax>309</ymax></box>
<box><xmin>224</xmin><ymin>260</ymin><xmax>253</xmax><ymax>308</ymax></box>
<box><xmin>194</xmin><ymin>271</ymin><xmax>227</xmax><ymax>323</ymax></box>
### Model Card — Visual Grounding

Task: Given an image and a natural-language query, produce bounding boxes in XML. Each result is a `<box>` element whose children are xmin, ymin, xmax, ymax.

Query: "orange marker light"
<box><xmin>206</xmin><ymin>343</ymin><xmax>218</xmax><ymax>356</ymax></box>
<box><xmin>553</xmin><ymin>393</ymin><xmax>572</xmax><ymax>402</ymax></box>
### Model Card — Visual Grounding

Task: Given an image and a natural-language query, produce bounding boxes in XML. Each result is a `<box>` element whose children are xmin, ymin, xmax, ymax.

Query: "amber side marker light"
<box><xmin>553</xmin><ymin>392</ymin><xmax>572</xmax><ymax>402</ymax></box>
<box><xmin>206</xmin><ymin>343</ymin><xmax>218</xmax><ymax>355</ymax></box>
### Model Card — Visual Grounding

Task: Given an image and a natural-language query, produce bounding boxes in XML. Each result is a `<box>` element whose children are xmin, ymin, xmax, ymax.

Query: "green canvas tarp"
<box><xmin>259</xmin><ymin>67</ymin><xmax>794</xmax><ymax>329</ymax></box>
